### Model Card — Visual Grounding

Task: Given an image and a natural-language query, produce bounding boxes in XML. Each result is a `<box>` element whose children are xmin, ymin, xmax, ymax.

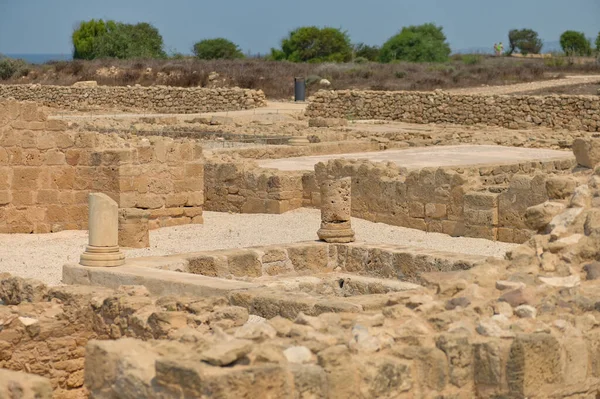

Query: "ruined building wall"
<box><xmin>314</xmin><ymin>157</ymin><xmax>575</xmax><ymax>243</ymax></box>
<box><xmin>0</xmin><ymin>100</ymin><xmax>204</xmax><ymax>233</ymax></box>
<box><xmin>0</xmin><ymin>84</ymin><xmax>267</xmax><ymax>113</ymax></box>
<box><xmin>306</xmin><ymin>90</ymin><xmax>600</xmax><ymax>132</ymax></box>
<box><xmin>204</xmin><ymin>160</ymin><xmax>304</xmax><ymax>214</ymax></box>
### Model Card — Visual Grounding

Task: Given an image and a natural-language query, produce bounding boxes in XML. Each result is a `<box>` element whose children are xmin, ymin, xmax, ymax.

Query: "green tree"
<box><xmin>596</xmin><ymin>31</ymin><xmax>600</xmax><ymax>52</ymax></box>
<box><xmin>353</xmin><ymin>43</ymin><xmax>380</xmax><ymax>61</ymax></box>
<box><xmin>379</xmin><ymin>23</ymin><xmax>451</xmax><ymax>63</ymax></box>
<box><xmin>507</xmin><ymin>29</ymin><xmax>543</xmax><ymax>55</ymax></box>
<box><xmin>72</xmin><ymin>19</ymin><xmax>166</xmax><ymax>59</ymax></box>
<box><xmin>95</xmin><ymin>22</ymin><xmax>166</xmax><ymax>59</ymax></box>
<box><xmin>270</xmin><ymin>26</ymin><xmax>352</xmax><ymax>62</ymax></box>
<box><xmin>72</xmin><ymin>19</ymin><xmax>108</xmax><ymax>60</ymax></box>
<box><xmin>193</xmin><ymin>38</ymin><xmax>244</xmax><ymax>60</ymax></box>
<box><xmin>560</xmin><ymin>30</ymin><xmax>592</xmax><ymax>56</ymax></box>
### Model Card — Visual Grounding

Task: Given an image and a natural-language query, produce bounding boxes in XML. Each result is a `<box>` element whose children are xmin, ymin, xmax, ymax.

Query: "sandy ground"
<box><xmin>0</xmin><ymin>209</ymin><xmax>516</xmax><ymax>286</ymax></box>
<box><xmin>447</xmin><ymin>75</ymin><xmax>600</xmax><ymax>95</ymax></box>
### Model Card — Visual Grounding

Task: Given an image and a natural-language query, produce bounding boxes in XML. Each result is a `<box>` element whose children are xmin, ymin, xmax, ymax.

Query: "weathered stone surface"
<box><xmin>524</xmin><ymin>201</ymin><xmax>565</xmax><ymax>231</ymax></box>
<box><xmin>199</xmin><ymin>339</ymin><xmax>253</xmax><ymax>366</ymax></box>
<box><xmin>573</xmin><ymin>138</ymin><xmax>600</xmax><ymax>168</ymax></box>
<box><xmin>506</xmin><ymin>334</ymin><xmax>562</xmax><ymax>397</ymax></box>
<box><xmin>283</xmin><ymin>346</ymin><xmax>314</xmax><ymax>364</ymax></box>
<box><xmin>0</xmin><ymin>369</ymin><xmax>53</xmax><ymax>399</ymax></box>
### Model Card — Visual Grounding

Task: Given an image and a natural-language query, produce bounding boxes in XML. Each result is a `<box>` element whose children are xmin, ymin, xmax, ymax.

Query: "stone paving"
<box><xmin>257</xmin><ymin>144</ymin><xmax>572</xmax><ymax>171</ymax></box>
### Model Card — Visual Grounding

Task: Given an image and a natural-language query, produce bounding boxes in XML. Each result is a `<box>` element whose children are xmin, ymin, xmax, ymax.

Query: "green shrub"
<box><xmin>0</xmin><ymin>57</ymin><xmax>27</xmax><ymax>80</ymax></box>
<box><xmin>193</xmin><ymin>38</ymin><xmax>244</xmax><ymax>60</ymax></box>
<box><xmin>353</xmin><ymin>56</ymin><xmax>368</xmax><ymax>64</ymax></box>
<box><xmin>461</xmin><ymin>54</ymin><xmax>483</xmax><ymax>65</ymax></box>
<box><xmin>394</xmin><ymin>71</ymin><xmax>407</xmax><ymax>79</ymax></box>
<box><xmin>560</xmin><ymin>31</ymin><xmax>592</xmax><ymax>56</ymax></box>
<box><xmin>596</xmin><ymin>32</ymin><xmax>600</xmax><ymax>52</ymax></box>
<box><xmin>271</xmin><ymin>26</ymin><xmax>352</xmax><ymax>63</ymax></box>
<box><xmin>380</xmin><ymin>23</ymin><xmax>451</xmax><ymax>63</ymax></box>
<box><xmin>544</xmin><ymin>57</ymin><xmax>566</xmax><ymax>67</ymax></box>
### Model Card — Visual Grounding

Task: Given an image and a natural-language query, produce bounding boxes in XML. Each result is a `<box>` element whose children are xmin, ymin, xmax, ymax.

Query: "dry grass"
<box><xmin>3</xmin><ymin>56</ymin><xmax>600</xmax><ymax>99</ymax></box>
<box><xmin>513</xmin><ymin>81</ymin><xmax>600</xmax><ymax>96</ymax></box>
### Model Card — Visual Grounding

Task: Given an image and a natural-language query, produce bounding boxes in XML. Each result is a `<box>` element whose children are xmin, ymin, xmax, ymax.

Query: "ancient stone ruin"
<box><xmin>2</xmin><ymin>80</ymin><xmax>600</xmax><ymax>398</ymax></box>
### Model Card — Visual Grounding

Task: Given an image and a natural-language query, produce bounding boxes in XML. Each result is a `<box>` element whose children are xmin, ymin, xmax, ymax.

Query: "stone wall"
<box><xmin>307</xmin><ymin>90</ymin><xmax>600</xmax><ymax>131</ymax></box>
<box><xmin>204</xmin><ymin>160</ymin><xmax>304</xmax><ymax>214</ymax></box>
<box><xmin>0</xmin><ymin>84</ymin><xmax>267</xmax><ymax>113</ymax></box>
<box><xmin>313</xmin><ymin>157</ymin><xmax>575</xmax><ymax>243</ymax></box>
<box><xmin>0</xmin><ymin>100</ymin><xmax>204</xmax><ymax>233</ymax></box>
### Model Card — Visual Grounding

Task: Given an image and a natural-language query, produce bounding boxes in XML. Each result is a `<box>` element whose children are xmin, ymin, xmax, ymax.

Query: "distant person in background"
<box><xmin>493</xmin><ymin>43</ymin><xmax>499</xmax><ymax>55</ymax></box>
<box><xmin>498</xmin><ymin>42</ymin><xmax>504</xmax><ymax>55</ymax></box>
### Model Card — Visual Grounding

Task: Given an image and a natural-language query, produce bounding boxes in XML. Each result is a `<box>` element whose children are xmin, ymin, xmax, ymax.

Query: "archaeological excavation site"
<box><xmin>2</xmin><ymin>79</ymin><xmax>600</xmax><ymax>399</ymax></box>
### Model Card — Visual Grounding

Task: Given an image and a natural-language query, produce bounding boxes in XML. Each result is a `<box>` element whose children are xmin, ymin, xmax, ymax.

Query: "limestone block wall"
<box><xmin>101</xmin><ymin>137</ymin><xmax>205</xmax><ymax>229</ymax></box>
<box><xmin>0</xmin><ymin>100</ymin><xmax>204</xmax><ymax>233</ymax></box>
<box><xmin>204</xmin><ymin>160</ymin><xmax>304</xmax><ymax>214</ymax></box>
<box><xmin>314</xmin><ymin>158</ymin><xmax>575</xmax><ymax>243</ymax></box>
<box><xmin>307</xmin><ymin>90</ymin><xmax>600</xmax><ymax>131</ymax></box>
<box><xmin>0</xmin><ymin>84</ymin><xmax>267</xmax><ymax>113</ymax></box>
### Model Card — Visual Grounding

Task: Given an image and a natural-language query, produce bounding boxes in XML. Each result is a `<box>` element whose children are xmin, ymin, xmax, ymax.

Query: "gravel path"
<box><xmin>447</xmin><ymin>75</ymin><xmax>600</xmax><ymax>96</ymax></box>
<box><xmin>0</xmin><ymin>209</ymin><xmax>516</xmax><ymax>286</ymax></box>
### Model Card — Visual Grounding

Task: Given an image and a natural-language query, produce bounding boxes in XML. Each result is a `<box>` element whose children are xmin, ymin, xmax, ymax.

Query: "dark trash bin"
<box><xmin>294</xmin><ymin>77</ymin><xmax>306</xmax><ymax>102</ymax></box>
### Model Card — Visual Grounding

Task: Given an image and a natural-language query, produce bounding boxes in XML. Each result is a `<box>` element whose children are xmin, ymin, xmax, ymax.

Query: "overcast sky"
<box><xmin>1</xmin><ymin>0</ymin><xmax>599</xmax><ymax>55</ymax></box>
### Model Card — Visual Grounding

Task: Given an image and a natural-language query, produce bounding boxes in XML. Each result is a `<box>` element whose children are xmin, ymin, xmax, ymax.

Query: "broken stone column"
<box><xmin>80</xmin><ymin>193</ymin><xmax>126</xmax><ymax>267</ymax></box>
<box><xmin>118</xmin><ymin>208</ymin><xmax>150</xmax><ymax>248</ymax></box>
<box><xmin>317</xmin><ymin>177</ymin><xmax>355</xmax><ymax>243</ymax></box>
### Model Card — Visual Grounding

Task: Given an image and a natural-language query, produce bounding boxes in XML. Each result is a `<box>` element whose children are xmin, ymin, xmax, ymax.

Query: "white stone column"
<box><xmin>80</xmin><ymin>193</ymin><xmax>125</xmax><ymax>267</ymax></box>
<box><xmin>317</xmin><ymin>177</ymin><xmax>355</xmax><ymax>243</ymax></box>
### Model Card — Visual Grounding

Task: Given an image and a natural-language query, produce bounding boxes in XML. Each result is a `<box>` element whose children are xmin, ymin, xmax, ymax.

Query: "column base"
<box><xmin>288</xmin><ymin>136</ymin><xmax>310</xmax><ymax>146</ymax></box>
<box><xmin>80</xmin><ymin>245</ymin><xmax>126</xmax><ymax>267</ymax></box>
<box><xmin>317</xmin><ymin>222</ymin><xmax>355</xmax><ymax>243</ymax></box>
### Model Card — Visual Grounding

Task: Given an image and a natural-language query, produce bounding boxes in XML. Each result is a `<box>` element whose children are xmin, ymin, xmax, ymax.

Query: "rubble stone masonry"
<box><xmin>307</xmin><ymin>90</ymin><xmax>600</xmax><ymax>131</ymax></box>
<box><xmin>0</xmin><ymin>84</ymin><xmax>267</xmax><ymax>113</ymax></box>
